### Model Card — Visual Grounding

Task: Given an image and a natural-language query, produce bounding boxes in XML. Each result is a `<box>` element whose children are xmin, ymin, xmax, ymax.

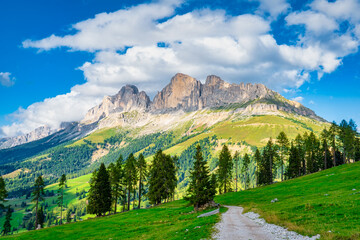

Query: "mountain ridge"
<box><xmin>0</xmin><ymin>73</ymin><xmax>324</xmax><ymax>150</ymax></box>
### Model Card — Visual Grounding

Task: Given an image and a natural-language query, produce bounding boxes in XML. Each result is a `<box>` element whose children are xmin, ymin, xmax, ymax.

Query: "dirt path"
<box><xmin>213</xmin><ymin>206</ymin><xmax>320</xmax><ymax>240</ymax></box>
<box><xmin>213</xmin><ymin>205</ymin><xmax>270</xmax><ymax>240</ymax></box>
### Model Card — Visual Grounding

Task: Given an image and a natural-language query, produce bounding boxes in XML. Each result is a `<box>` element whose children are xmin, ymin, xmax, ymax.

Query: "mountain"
<box><xmin>0</xmin><ymin>73</ymin><xmax>325</xmax><ymax>154</ymax></box>
<box><xmin>85</xmin><ymin>73</ymin><xmax>322</xmax><ymax>122</ymax></box>
<box><xmin>0</xmin><ymin>125</ymin><xmax>54</xmax><ymax>149</ymax></box>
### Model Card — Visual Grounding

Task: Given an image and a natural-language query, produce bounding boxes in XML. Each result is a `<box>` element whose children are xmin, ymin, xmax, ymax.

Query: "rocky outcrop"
<box><xmin>83</xmin><ymin>73</ymin><xmax>322</xmax><ymax>122</ymax></box>
<box><xmin>151</xmin><ymin>73</ymin><xmax>202</xmax><ymax>111</ymax></box>
<box><xmin>0</xmin><ymin>73</ymin><xmax>324</xmax><ymax>150</ymax></box>
<box><xmin>82</xmin><ymin>85</ymin><xmax>150</xmax><ymax>124</ymax></box>
<box><xmin>0</xmin><ymin>126</ymin><xmax>54</xmax><ymax>149</ymax></box>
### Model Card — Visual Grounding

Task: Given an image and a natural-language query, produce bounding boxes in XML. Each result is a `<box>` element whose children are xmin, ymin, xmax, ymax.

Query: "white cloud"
<box><xmin>291</xmin><ymin>96</ymin><xmax>304</xmax><ymax>102</ymax></box>
<box><xmin>2</xmin><ymin>0</ymin><xmax>360</xmax><ymax>137</ymax></box>
<box><xmin>286</xmin><ymin>11</ymin><xmax>338</xmax><ymax>35</ymax></box>
<box><xmin>256</xmin><ymin>0</ymin><xmax>290</xmax><ymax>18</ymax></box>
<box><xmin>0</xmin><ymin>72</ymin><xmax>15</xmax><ymax>87</ymax></box>
<box><xmin>311</xmin><ymin>0</ymin><xmax>360</xmax><ymax>22</ymax></box>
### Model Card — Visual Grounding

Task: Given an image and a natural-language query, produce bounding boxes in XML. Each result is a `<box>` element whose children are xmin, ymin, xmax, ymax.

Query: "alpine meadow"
<box><xmin>1</xmin><ymin>0</ymin><xmax>360</xmax><ymax>240</ymax></box>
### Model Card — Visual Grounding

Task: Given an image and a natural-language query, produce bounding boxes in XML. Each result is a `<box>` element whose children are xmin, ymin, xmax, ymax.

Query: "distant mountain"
<box><xmin>0</xmin><ymin>73</ymin><xmax>324</xmax><ymax>151</ymax></box>
<box><xmin>84</xmin><ymin>73</ymin><xmax>323</xmax><ymax>124</ymax></box>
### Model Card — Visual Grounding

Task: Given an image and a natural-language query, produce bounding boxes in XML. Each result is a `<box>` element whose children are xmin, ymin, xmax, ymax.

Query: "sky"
<box><xmin>0</xmin><ymin>0</ymin><xmax>360</xmax><ymax>137</ymax></box>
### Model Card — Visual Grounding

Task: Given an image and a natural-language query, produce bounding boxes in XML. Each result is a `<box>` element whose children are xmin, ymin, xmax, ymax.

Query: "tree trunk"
<box><xmin>138</xmin><ymin>176</ymin><xmax>142</xmax><ymax>209</ymax></box>
<box><xmin>280</xmin><ymin>151</ymin><xmax>284</xmax><ymax>182</ymax></box>
<box><xmin>332</xmin><ymin>138</ymin><xmax>336</xmax><ymax>166</ymax></box>
<box><xmin>270</xmin><ymin>155</ymin><xmax>273</xmax><ymax>184</ymax></box>
<box><xmin>324</xmin><ymin>145</ymin><xmax>327</xmax><ymax>170</ymax></box>
<box><xmin>114</xmin><ymin>191</ymin><xmax>118</xmax><ymax>214</ymax></box>
<box><xmin>235</xmin><ymin>161</ymin><xmax>238</xmax><ymax>192</ymax></box>
<box><xmin>35</xmin><ymin>199</ymin><xmax>39</xmax><ymax>229</ymax></box>
<box><xmin>127</xmin><ymin>188</ymin><xmax>131</xmax><ymax>211</ymax></box>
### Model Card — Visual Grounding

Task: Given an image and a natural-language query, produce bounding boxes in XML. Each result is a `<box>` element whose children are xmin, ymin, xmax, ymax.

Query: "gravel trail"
<box><xmin>213</xmin><ymin>206</ymin><xmax>320</xmax><ymax>240</ymax></box>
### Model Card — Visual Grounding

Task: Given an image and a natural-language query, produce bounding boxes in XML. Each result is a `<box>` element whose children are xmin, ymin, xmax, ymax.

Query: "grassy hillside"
<box><xmin>0</xmin><ymin>112</ymin><xmax>328</xmax><ymax>233</ymax></box>
<box><xmin>216</xmin><ymin>161</ymin><xmax>360</xmax><ymax>240</ymax></box>
<box><xmin>2</xmin><ymin>200</ymin><xmax>223</xmax><ymax>240</ymax></box>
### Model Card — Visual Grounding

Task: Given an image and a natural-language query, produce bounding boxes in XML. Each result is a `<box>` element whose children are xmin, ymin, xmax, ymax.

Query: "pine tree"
<box><xmin>294</xmin><ymin>134</ymin><xmax>306</xmax><ymax>175</ymax></box>
<box><xmin>329</xmin><ymin>122</ymin><xmax>339</xmax><ymax>166</ymax></box>
<box><xmin>124</xmin><ymin>154</ymin><xmax>137</xmax><ymax>211</ymax></box>
<box><xmin>87</xmin><ymin>163</ymin><xmax>112</xmax><ymax>216</ymax></box>
<box><xmin>57</xmin><ymin>174</ymin><xmax>67</xmax><ymax>224</ymax></box>
<box><xmin>137</xmin><ymin>154</ymin><xmax>147</xmax><ymax>209</ymax></box>
<box><xmin>217</xmin><ymin>145</ymin><xmax>233</xmax><ymax>194</ymax></box>
<box><xmin>242</xmin><ymin>153</ymin><xmax>250</xmax><ymax>190</ymax></box>
<box><xmin>37</xmin><ymin>206</ymin><xmax>45</xmax><ymax>228</ymax></box>
<box><xmin>1</xmin><ymin>206</ymin><xmax>12</xmax><ymax>235</ymax></box>
<box><xmin>32</xmin><ymin>175</ymin><xmax>45</xmax><ymax>229</ymax></box>
<box><xmin>254</xmin><ymin>148</ymin><xmax>261</xmax><ymax>187</ymax></box>
<box><xmin>276</xmin><ymin>131</ymin><xmax>289</xmax><ymax>181</ymax></box>
<box><xmin>66</xmin><ymin>209</ymin><xmax>71</xmax><ymax>223</ymax></box>
<box><xmin>108</xmin><ymin>155</ymin><xmax>124</xmax><ymax>214</ymax></box>
<box><xmin>259</xmin><ymin>139</ymin><xmax>276</xmax><ymax>185</ymax></box>
<box><xmin>355</xmin><ymin>138</ymin><xmax>360</xmax><ymax>162</ymax></box>
<box><xmin>0</xmin><ymin>176</ymin><xmax>7</xmax><ymax>210</ymax></box>
<box><xmin>286</xmin><ymin>143</ymin><xmax>301</xmax><ymax>179</ymax></box>
<box><xmin>321</xmin><ymin>129</ymin><xmax>330</xmax><ymax>169</ymax></box>
<box><xmin>185</xmin><ymin>145</ymin><xmax>215</xmax><ymax>211</ymax></box>
<box><xmin>233</xmin><ymin>151</ymin><xmax>240</xmax><ymax>192</ymax></box>
<box><xmin>148</xmin><ymin>150</ymin><xmax>177</xmax><ymax>205</ymax></box>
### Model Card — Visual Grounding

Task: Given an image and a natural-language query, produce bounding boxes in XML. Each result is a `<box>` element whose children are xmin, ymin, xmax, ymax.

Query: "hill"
<box><xmin>216</xmin><ymin>161</ymin><xmax>360</xmax><ymax>240</ymax></box>
<box><xmin>2</xmin><ymin>200</ymin><xmax>223</xmax><ymax>240</ymax></box>
<box><xmin>3</xmin><ymin>159</ymin><xmax>360</xmax><ymax>239</ymax></box>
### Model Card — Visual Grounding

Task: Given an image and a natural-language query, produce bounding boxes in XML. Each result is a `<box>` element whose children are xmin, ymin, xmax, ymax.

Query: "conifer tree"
<box><xmin>355</xmin><ymin>138</ymin><xmax>360</xmax><ymax>162</ymax></box>
<box><xmin>137</xmin><ymin>153</ymin><xmax>147</xmax><ymax>209</ymax></box>
<box><xmin>57</xmin><ymin>174</ymin><xmax>66</xmax><ymax>224</ymax></box>
<box><xmin>259</xmin><ymin>139</ymin><xmax>276</xmax><ymax>185</ymax></box>
<box><xmin>124</xmin><ymin>154</ymin><xmax>137</xmax><ymax>211</ymax></box>
<box><xmin>276</xmin><ymin>131</ymin><xmax>289</xmax><ymax>181</ymax></box>
<box><xmin>217</xmin><ymin>145</ymin><xmax>233</xmax><ymax>194</ymax></box>
<box><xmin>233</xmin><ymin>151</ymin><xmax>240</xmax><ymax>192</ymax></box>
<box><xmin>286</xmin><ymin>143</ymin><xmax>301</xmax><ymax>179</ymax></box>
<box><xmin>1</xmin><ymin>206</ymin><xmax>12</xmax><ymax>235</ymax></box>
<box><xmin>254</xmin><ymin>148</ymin><xmax>261</xmax><ymax>187</ymax></box>
<box><xmin>185</xmin><ymin>145</ymin><xmax>215</xmax><ymax>211</ymax></box>
<box><xmin>329</xmin><ymin>122</ymin><xmax>339</xmax><ymax>166</ymax></box>
<box><xmin>37</xmin><ymin>206</ymin><xmax>45</xmax><ymax>228</ymax></box>
<box><xmin>32</xmin><ymin>175</ymin><xmax>45</xmax><ymax>229</ymax></box>
<box><xmin>148</xmin><ymin>150</ymin><xmax>177</xmax><ymax>205</ymax></box>
<box><xmin>294</xmin><ymin>134</ymin><xmax>306</xmax><ymax>175</ymax></box>
<box><xmin>0</xmin><ymin>176</ymin><xmax>7</xmax><ymax>210</ymax></box>
<box><xmin>108</xmin><ymin>155</ymin><xmax>123</xmax><ymax>214</ymax></box>
<box><xmin>321</xmin><ymin>129</ymin><xmax>330</xmax><ymax>169</ymax></box>
<box><xmin>242</xmin><ymin>153</ymin><xmax>250</xmax><ymax>190</ymax></box>
<box><xmin>87</xmin><ymin>163</ymin><xmax>112</xmax><ymax>216</ymax></box>
<box><xmin>66</xmin><ymin>209</ymin><xmax>71</xmax><ymax>223</ymax></box>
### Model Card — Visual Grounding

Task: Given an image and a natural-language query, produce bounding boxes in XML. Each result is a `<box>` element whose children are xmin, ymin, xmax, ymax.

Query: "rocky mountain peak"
<box><xmin>151</xmin><ymin>73</ymin><xmax>202</xmax><ymax>111</ymax></box>
<box><xmin>205</xmin><ymin>75</ymin><xmax>226</xmax><ymax>87</ymax></box>
<box><xmin>82</xmin><ymin>84</ymin><xmax>150</xmax><ymax>124</ymax></box>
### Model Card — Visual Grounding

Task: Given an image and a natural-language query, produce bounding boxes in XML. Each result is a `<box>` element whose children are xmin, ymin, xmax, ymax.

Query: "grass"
<box><xmin>2</xmin><ymin>200</ymin><xmax>223</xmax><ymax>240</ymax></box>
<box><xmin>215</xmin><ymin>161</ymin><xmax>360</xmax><ymax>240</ymax></box>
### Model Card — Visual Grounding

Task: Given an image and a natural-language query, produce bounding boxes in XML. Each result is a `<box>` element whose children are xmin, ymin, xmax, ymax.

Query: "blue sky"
<box><xmin>0</xmin><ymin>0</ymin><xmax>360</xmax><ymax>137</ymax></box>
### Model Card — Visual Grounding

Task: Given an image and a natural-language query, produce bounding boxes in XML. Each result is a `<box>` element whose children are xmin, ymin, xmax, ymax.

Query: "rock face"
<box><xmin>150</xmin><ymin>73</ymin><xmax>320</xmax><ymax>120</ymax></box>
<box><xmin>83</xmin><ymin>73</ymin><xmax>322</xmax><ymax>123</ymax></box>
<box><xmin>0</xmin><ymin>73</ymin><xmax>323</xmax><ymax>150</ymax></box>
<box><xmin>82</xmin><ymin>85</ymin><xmax>150</xmax><ymax>124</ymax></box>
<box><xmin>0</xmin><ymin>126</ymin><xmax>54</xmax><ymax>149</ymax></box>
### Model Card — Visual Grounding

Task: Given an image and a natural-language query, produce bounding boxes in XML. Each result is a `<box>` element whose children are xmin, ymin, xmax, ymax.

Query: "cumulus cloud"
<box><xmin>2</xmin><ymin>0</ymin><xmax>360</xmax><ymax>137</ymax></box>
<box><xmin>0</xmin><ymin>72</ymin><xmax>15</xmax><ymax>87</ymax></box>
<box><xmin>291</xmin><ymin>96</ymin><xmax>304</xmax><ymax>102</ymax></box>
<box><xmin>256</xmin><ymin>0</ymin><xmax>290</xmax><ymax>19</ymax></box>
